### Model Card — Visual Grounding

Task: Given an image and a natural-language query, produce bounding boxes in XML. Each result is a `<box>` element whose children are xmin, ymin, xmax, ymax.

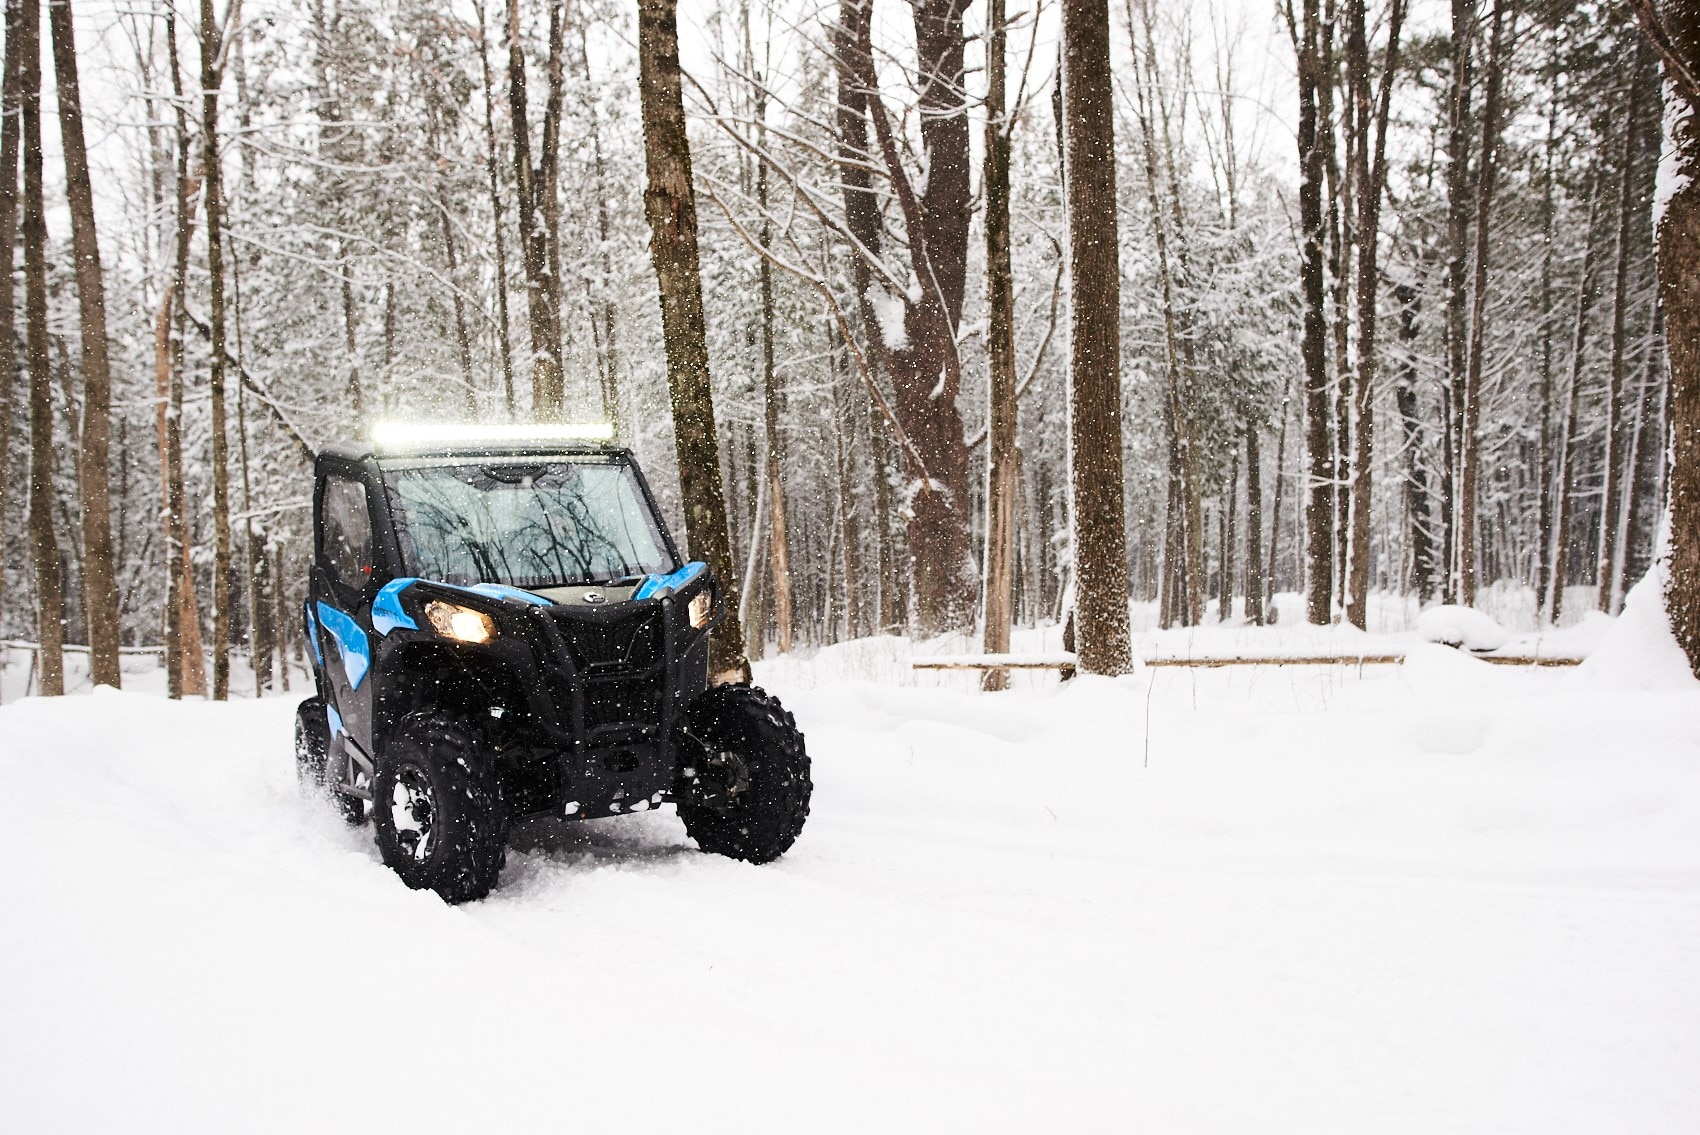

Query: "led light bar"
<box><xmin>372</xmin><ymin>421</ymin><xmax>615</xmax><ymax>449</ymax></box>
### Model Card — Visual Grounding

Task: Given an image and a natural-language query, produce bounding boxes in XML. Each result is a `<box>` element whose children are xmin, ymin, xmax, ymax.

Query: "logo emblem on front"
<box><xmin>582</xmin><ymin>591</ymin><xmax>606</xmax><ymax>604</ymax></box>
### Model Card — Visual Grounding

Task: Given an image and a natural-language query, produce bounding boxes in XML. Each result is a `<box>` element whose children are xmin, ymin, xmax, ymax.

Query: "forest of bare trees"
<box><xmin>1</xmin><ymin>0</ymin><xmax>1695</xmax><ymax>698</ymax></box>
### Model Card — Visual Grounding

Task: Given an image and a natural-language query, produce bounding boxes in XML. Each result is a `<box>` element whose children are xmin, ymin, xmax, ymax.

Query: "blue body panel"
<box><xmin>371</xmin><ymin>578</ymin><xmax>421</xmax><ymax>635</ymax></box>
<box><xmin>315</xmin><ymin>602</ymin><xmax>371</xmax><ymax>690</ymax></box>
<box><xmin>633</xmin><ymin>561</ymin><xmax>706</xmax><ymax>600</ymax></box>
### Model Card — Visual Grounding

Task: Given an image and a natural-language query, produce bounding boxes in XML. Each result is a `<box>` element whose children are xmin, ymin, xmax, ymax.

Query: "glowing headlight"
<box><xmin>688</xmin><ymin>589</ymin><xmax>713</xmax><ymax>630</ymax></box>
<box><xmin>425</xmin><ymin>600</ymin><xmax>497</xmax><ymax>645</ymax></box>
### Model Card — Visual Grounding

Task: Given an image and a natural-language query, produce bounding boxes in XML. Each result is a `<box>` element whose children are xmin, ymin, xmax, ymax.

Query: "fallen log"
<box><xmin>911</xmin><ymin>651</ymin><xmax>1583</xmax><ymax>671</ymax></box>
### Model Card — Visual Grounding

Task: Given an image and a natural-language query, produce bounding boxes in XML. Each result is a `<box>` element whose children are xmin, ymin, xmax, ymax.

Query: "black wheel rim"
<box><xmin>389</xmin><ymin>764</ymin><xmax>437</xmax><ymax>862</ymax></box>
<box><xmin>696</xmin><ymin>748</ymin><xmax>751</xmax><ymax>813</ymax></box>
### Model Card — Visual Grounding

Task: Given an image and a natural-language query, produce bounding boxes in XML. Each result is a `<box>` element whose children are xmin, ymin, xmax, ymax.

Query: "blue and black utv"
<box><xmin>294</xmin><ymin>426</ymin><xmax>810</xmax><ymax>903</ymax></box>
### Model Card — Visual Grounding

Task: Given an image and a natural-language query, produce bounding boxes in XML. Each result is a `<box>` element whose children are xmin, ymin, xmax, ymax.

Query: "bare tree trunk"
<box><xmin>473</xmin><ymin>0</ymin><xmax>516</xmax><ymax>418</ymax></box>
<box><xmin>1442</xmin><ymin>0</ymin><xmax>1474</xmax><ymax>602</ymax></box>
<box><xmin>749</xmin><ymin>58</ymin><xmax>792</xmax><ymax>655</ymax></box>
<box><xmin>0</xmin><ymin>0</ymin><xmax>22</xmax><ymax>690</ymax></box>
<box><xmin>981</xmin><ymin>0</ymin><xmax>1017</xmax><ymax>688</ymax></box>
<box><xmin>579</xmin><ymin>25</ymin><xmax>622</xmax><ymax>434</ymax></box>
<box><xmin>1141</xmin><ymin>7</ymin><xmax>1205</xmax><ymax>627</ymax></box>
<box><xmin>1062</xmin><ymin>0</ymin><xmax>1132</xmax><ymax>674</ymax></box>
<box><xmin>829</xmin><ymin>325</ymin><xmax>864</xmax><ymax>640</ymax></box>
<box><xmin>1267</xmin><ymin>377</ymin><xmax>1290</xmax><ymax>615</ymax></box>
<box><xmin>273</xmin><ymin>542</ymin><xmax>290</xmax><ymax>692</ymax></box>
<box><xmin>1294</xmin><ymin>0</ymin><xmax>1333</xmax><ymax>624</ymax></box>
<box><xmin>1343</xmin><ymin>0</ymin><xmax>1405</xmax><ymax>628</ymax></box>
<box><xmin>1320</xmin><ymin>0</ymin><xmax>1348</xmax><ymax>618</ymax></box>
<box><xmin>339</xmin><ymin>248</ymin><xmax>364</xmax><ymax>425</ymax></box>
<box><xmin>1534</xmin><ymin>52</ymin><xmax>1561</xmax><ymax>617</ymax></box>
<box><xmin>1128</xmin><ymin>1</ymin><xmax>1194</xmax><ymax>627</ymax></box>
<box><xmin>847</xmin><ymin>11</ymin><xmax>975</xmax><ymax>637</ymax></box>
<box><xmin>873</xmin><ymin>413</ymin><xmax>900</xmax><ymax>632</ymax></box>
<box><xmin>1392</xmin><ymin>283</ymin><xmax>1439</xmax><ymax>602</ymax></box>
<box><xmin>48</xmin><ymin>0</ymin><xmax>119</xmax><ymax>688</ymax></box>
<box><xmin>1598</xmin><ymin>41</ymin><xmax>1652</xmax><ymax>615</ymax></box>
<box><xmin>832</xmin><ymin>0</ymin><xmax>901</xmax><ymax>636</ymax></box>
<box><xmin>1245</xmin><ymin>427</ymin><xmax>1265</xmax><ymax>624</ymax></box>
<box><xmin>636</xmin><ymin>0</ymin><xmax>749</xmax><ymax>682</ymax></box>
<box><xmin>1220</xmin><ymin>456</ymin><xmax>1237</xmax><ymax>621</ymax></box>
<box><xmin>436</xmin><ymin>194</ymin><xmax>477</xmax><ymax>417</ymax></box>
<box><xmin>506</xmin><ymin>0</ymin><xmax>566</xmax><ymax>418</ymax></box>
<box><xmin>236</xmin><ymin>380</ymin><xmax>271</xmax><ymax>694</ymax></box>
<box><xmin>1623</xmin><ymin>306</ymin><xmax>1665</xmax><ymax>589</ymax></box>
<box><xmin>21</xmin><ymin>0</ymin><xmax>62</xmax><ymax>694</ymax></box>
<box><xmin>1549</xmin><ymin>173</ymin><xmax>1604</xmax><ymax>625</ymax></box>
<box><xmin>1458</xmin><ymin>0</ymin><xmax>1507</xmax><ymax>607</ymax></box>
<box><xmin>161</xmin><ymin>6</ymin><xmax>204</xmax><ymax>696</ymax></box>
<box><xmin>1634</xmin><ymin>0</ymin><xmax>1699</xmax><ymax>677</ymax></box>
<box><xmin>199</xmin><ymin>0</ymin><xmax>232</xmax><ymax>701</ymax></box>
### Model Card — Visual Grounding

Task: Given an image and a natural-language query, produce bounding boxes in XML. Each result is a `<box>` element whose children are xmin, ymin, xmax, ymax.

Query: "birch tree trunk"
<box><xmin>980</xmin><ymin>0</ymin><xmax>1017</xmax><ymax>689</ymax></box>
<box><xmin>21</xmin><ymin>0</ymin><xmax>63</xmax><ymax>695</ymax></box>
<box><xmin>1062</xmin><ymin>0</ymin><xmax>1131</xmax><ymax>674</ymax></box>
<box><xmin>636</xmin><ymin>0</ymin><xmax>749</xmax><ymax>682</ymax></box>
<box><xmin>48</xmin><ymin>0</ymin><xmax>120</xmax><ymax>687</ymax></box>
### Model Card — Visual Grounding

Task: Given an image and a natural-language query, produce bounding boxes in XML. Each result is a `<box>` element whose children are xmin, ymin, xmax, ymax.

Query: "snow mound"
<box><xmin>5</xmin><ymin>651</ymin><xmax>1700</xmax><ymax>1130</ymax></box>
<box><xmin>1415</xmin><ymin>604</ymin><xmax>1510</xmax><ymax>652</ymax></box>
<box><xmin>1579</xmin><ymin>571</ymin><xmax>1700</xmax><ymax>691</ymax></box>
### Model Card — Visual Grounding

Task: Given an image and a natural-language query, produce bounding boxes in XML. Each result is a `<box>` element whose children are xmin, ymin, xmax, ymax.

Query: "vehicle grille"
<box><xmin>552</xmin><ymin>606</ymin><xmax>662</xmax><ymax>671</ymax></box>
<box><xmin>549</xmin><ymin>606</ymin><xmax>665</xmax><ymax>738</ymax></box>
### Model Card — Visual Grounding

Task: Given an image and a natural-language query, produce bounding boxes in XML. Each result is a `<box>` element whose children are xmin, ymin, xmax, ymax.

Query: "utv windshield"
<box><xmin>384</xmin><ymin>458</ymin><xmax>677</xmax><ymax>589</ymax></box>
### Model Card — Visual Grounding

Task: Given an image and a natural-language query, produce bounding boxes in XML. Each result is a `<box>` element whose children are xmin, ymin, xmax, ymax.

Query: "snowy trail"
<box><xmin>2</xmin><ymin>645</ymin><xmax>1698</xmax><ymax>1132</ymax></box>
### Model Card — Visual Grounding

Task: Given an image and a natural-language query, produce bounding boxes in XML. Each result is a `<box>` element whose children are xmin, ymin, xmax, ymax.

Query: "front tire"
<box><xmin>676</xmin><ymin>685</ymin><xmax>810</xmax><ymax>864</ymax></box>
<box><xmin>372</xmin><ymin>712</ymin><xmax>508</xmax><ymax>904</ymax></box>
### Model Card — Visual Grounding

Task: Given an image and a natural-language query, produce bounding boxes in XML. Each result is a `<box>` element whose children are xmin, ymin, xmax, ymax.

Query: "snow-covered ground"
<box><xmin>2</xmin><ymin>587</ymin><xmax>1697</xmax><ymax>1132</ymax></box>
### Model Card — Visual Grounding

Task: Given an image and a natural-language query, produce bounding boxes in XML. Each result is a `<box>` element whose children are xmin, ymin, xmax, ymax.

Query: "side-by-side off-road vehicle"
<box><xmin>295</xmin><ymin>424</ymin><xmax>810</xmax><ymax>903</ymax></box>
